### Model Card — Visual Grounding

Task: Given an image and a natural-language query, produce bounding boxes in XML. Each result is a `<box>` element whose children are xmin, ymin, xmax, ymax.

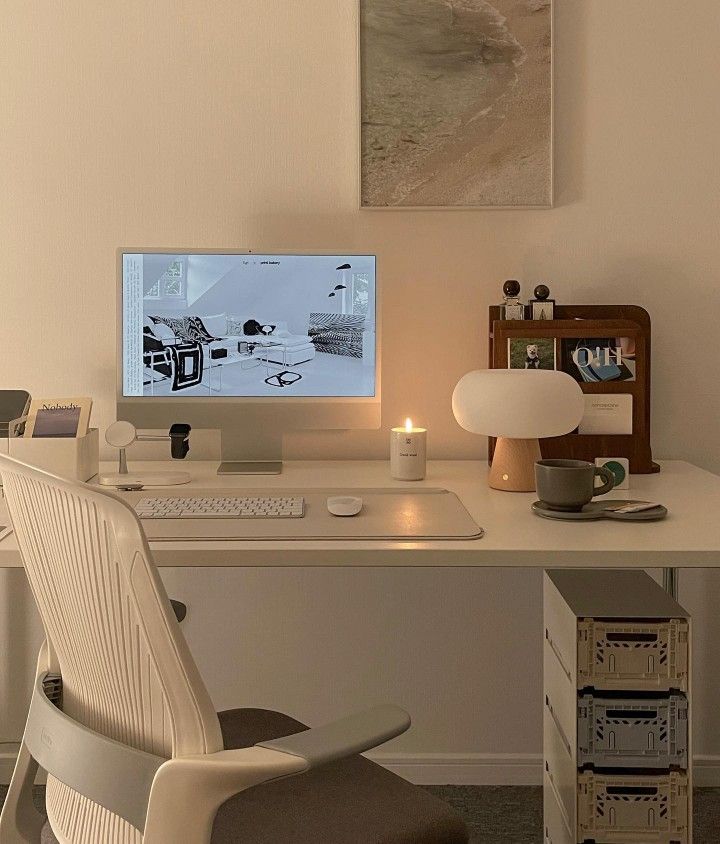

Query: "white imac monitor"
<box><xmin>118</xmin><ymin>249</ymin><xmax>379</xmax><ymax>472</ymax></box>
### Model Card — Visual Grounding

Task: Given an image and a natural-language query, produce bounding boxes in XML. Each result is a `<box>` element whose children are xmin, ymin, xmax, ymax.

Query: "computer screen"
<box><xmin>121</xmin><ymin>252</ymin><xmax>376</xmax><ymax>398</ymax></box>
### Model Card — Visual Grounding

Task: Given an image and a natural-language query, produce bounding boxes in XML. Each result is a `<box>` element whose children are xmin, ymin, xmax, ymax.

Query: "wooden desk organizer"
<box><xmin>488</xmin><ymin>304</ymin><xmax>658</xmax><ymax>474</ymax></box>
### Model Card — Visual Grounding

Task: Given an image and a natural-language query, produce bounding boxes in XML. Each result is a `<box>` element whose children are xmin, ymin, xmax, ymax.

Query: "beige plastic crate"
<box><xmin>577</xmin><ymin>619</ymin><xmax>689</xmax><ymax>692</ymax></box>
<box><xmin>577</xmin><ymin>771</ymin><xmax>689</xmax><ymax>844</ymax></box>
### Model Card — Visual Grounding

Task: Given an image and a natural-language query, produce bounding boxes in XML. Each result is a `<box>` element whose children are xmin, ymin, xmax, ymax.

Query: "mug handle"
<box><xmin>592</xmin><ymin>465</ymin><xmax>615</xmax><ymax>497</ymax></box>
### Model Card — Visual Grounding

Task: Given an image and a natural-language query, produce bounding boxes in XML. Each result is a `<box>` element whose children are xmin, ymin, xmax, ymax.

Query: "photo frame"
<box><xmin>507</xmin><ymin>337</ymin><xmax>557</xmax><ymax>371</ymax></box>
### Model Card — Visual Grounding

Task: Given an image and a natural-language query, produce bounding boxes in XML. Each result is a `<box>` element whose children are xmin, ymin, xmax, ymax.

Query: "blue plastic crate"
<box><xmin>578</xmin><ymin>694</ymin><xmax>688</xmax><ymax>770</ymax></box>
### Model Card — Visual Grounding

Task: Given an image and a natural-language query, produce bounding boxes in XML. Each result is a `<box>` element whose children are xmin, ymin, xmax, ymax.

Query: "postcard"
<box><xmin>578</xmin><ymin>394</ymin><xmax>633</xmax><ymax>435</ymax></box>
<box><xmin>561</xmin><ymin>337</ymin><xmax>636</xmax><ymax>383</ymax></box>
<box><xmin>507</xmin><ymin>337</ymin><xmax>557</xmax><ymax>371</ymax></box>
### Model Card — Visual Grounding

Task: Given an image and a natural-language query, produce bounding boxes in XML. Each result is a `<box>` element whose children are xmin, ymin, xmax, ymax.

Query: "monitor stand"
<box><xmin>217</xmin><ymin>427</ymin><xmax>283</xmax><ymax>475</ymax></box>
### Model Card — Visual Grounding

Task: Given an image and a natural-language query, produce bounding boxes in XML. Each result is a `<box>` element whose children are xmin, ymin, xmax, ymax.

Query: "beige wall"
<box><xmin>3</xmin><ymin>0</ymin><xmax>719</xmax><ymax>467</ymax></box>
<box><xmin>3</xmin><ymin>0</ymin><xmax>720</xmax><ymax>782</ymax></box>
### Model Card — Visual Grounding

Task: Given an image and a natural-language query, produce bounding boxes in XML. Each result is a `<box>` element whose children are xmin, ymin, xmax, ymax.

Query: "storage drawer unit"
<box><xmin>544</xmin><ymin>570</ymin><xmax>692</xmax><ymax>844</ymax></box>
<box><xmin>545</xmin><ymin>703</ymin><xmax>576</xmax><ymax>827</ymax></box>
<box><xmin>544</xmin><ymin>772</ymin><xmax>574</xmax><ymax>844</ymax></box>
<box><xmin>578</xmin><ymin>693</ymin><xmax>688</xmax><ymax>770</ymax></box>
<box><xmin>577</xmin><ymin>771</ymin><xmax>689</xmax><ymax>844</ymax></box>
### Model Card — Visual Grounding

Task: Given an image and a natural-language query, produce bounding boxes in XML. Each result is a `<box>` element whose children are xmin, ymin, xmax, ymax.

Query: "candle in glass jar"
<box><xmin>390</xmin><ymin>418</ymin><xmax>427</xmax><ymax>480</ymax></box>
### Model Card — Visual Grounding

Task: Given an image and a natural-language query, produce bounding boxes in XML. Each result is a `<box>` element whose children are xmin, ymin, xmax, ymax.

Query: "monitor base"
<box><xmin>217</xmin><ymin>461</ymin><xmax>282</xmax><ymax>475</ymax></box>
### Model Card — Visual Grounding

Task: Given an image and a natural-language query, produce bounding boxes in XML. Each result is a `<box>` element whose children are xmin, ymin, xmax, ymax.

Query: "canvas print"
<box><xmin>561</xmin><ymin>337</ymin><xmax>636</xmax><ymax>383</ymax></box>
<box><xmin>360</xmin><ymin>0</ymin><xmax>552</xmax><ymax>207</ymax></box>
<box><xmin>508</xmin><ymin>337</ymin><xmax>556</xmax><ymax>370</ymax></box>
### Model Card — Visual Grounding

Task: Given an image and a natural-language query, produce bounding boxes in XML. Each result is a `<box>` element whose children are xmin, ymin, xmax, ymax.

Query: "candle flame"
<box><xmin>405</xmin><ymin>417</ymin><xmax>413</xmax><ymax>433</ymax></box>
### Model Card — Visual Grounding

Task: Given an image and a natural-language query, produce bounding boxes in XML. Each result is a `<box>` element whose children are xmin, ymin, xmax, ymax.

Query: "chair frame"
<box><xmin>0</xmin><ymin>454</ymin><xmax>410</xmax><ymax>843</ymax></box>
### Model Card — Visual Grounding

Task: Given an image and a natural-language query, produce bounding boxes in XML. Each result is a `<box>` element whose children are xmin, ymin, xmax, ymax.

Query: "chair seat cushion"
<box><xmin>212</xmin><ymin>708</ymin><xmax>468</xmax><ymax>844</ymax></box>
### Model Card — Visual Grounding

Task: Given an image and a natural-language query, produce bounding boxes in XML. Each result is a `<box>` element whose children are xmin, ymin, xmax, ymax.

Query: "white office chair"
<box><xmin>0</xmin><ymin>455</ymin><xmax>468</xmax><ymax>843</ymax></box>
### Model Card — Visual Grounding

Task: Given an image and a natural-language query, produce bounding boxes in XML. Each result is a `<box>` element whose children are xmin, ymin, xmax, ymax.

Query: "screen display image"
<box><xmin>122</xmin><ymin>253</ymin><xmax>376</xmax><ymax>398</ymax></box>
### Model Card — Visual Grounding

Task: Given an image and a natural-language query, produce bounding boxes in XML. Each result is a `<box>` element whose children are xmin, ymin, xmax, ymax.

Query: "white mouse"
<box><xmin>327</xmin><ymin>496</ymin><xmax>363</xmax><ymax>517</ymax></box>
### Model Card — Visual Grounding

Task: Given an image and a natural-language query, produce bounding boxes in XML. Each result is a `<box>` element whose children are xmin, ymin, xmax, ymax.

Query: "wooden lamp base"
<box><xmin>488</xmin><ymin>437</ymin><xmax>541</xmax><ymax>492</ymax></box>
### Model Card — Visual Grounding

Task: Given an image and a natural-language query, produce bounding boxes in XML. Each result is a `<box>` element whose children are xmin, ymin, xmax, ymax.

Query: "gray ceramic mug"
<box><xmin>535</xmin><ymin>459</ymin><xmax>615</xmax><ymax>512</ymax></box>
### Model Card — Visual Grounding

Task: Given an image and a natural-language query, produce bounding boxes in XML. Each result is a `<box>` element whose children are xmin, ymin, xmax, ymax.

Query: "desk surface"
<box><xmin>1</xmin><ymin>460</ymin><xmax>719</xmax><ymax>568</ymax></box>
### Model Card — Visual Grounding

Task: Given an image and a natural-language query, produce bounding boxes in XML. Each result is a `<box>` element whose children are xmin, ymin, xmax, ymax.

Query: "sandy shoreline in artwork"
<box><xmin>360</xmin><ymin>0</ymin><xmax>551</xmax><ymax>207</ymax></box>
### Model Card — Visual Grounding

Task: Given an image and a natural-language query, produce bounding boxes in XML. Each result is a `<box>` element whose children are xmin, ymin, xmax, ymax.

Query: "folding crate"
<box><xmin>577</xmin><ymin>619</ymin><xmax>689</xmax><ymax>692</ymax></box>
<box><xmin>578</xmin><ymin>693</ymin><xmax>688</xmax><ymax>770</ymax></box>
<box><xmin>577</xmin><ymin>771</ymin><xmax>689</xmax><ymax>844</ymax></box>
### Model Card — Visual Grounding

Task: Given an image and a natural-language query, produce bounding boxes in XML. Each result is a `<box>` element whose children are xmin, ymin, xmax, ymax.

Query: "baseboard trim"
<box><xmin>3</xmin><ymin>749</ymin><xmax>543</xmax><ymax>787</ymax></box>
<box><xmin>1</xmin><ymin>745</ymin><xmax>20</xmax><ymax>784</ymax></box>
<box><xmin>5</xmin><ymin>746</ymin><xmax>720</xmax><ymax>788</ymax></box>
<box><xmin>691</xmin><ymin>756</ymin><xmax>720</xmax><ymax>787</ymax></box>
<box><xmin>368</xmin><ymin>752</ymin><xmax>720</xmax><ymax>787</ymax></box>
<box><xmin>0</xmin><ymin>745</ymin><xmax>46</xmax><ymax>786</ymax></box>
<box><xmin>367</xmin><ymin>752</ymin><xmax>543</xmax><ymax>785</ymax></box>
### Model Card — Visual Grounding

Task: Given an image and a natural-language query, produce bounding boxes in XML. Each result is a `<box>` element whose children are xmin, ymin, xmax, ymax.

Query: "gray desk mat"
<box><xmin>124</xmin><ymin>487</ymin><xmax>484</xmax><ymax>542</ymax></box>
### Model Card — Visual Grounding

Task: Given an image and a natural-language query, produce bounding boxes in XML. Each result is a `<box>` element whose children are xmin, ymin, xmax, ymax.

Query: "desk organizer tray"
<box><xmin>578</xmin><ymin>693</ymin><xmax>688</xmax><ymax>770</ymax></box>
<box><xmin>532</xmin><ymin>500</ymin><xmax>668</xmax><ymax>522</ymax></box>
<box><xmin>125</xmin><ymin>487</ymin><xmax>484</xmax><ymax>542</ymax></box>
<box><xmin>577</xmin><ymin>771</ymin><xmax>689</xmax><ymax>844</ymax></box>
<box><xmin>577</xmin><ymin>619</ymin><xmax>689</xmax><ymax>693</ymax></box>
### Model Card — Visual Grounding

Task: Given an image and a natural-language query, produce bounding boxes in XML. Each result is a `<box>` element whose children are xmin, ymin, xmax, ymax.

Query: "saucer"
<box><xmin>532</xmin><ymin>500</ymin><xmax>668</xmax><ymax>522</ymax></box>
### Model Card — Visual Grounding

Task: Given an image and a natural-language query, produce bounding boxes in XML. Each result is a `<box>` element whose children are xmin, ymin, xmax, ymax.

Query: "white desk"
<box><xmin>0</xmin><ymin>460</ymin><xmax>715</xmax><ymax>800</ymax></box>
<box><xmin>1</xmin><ymin>459</ymin><xmax>718</xmax><ymax>569</ymax></box>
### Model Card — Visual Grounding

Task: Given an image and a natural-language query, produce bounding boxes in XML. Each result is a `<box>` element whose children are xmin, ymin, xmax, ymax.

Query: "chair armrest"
<box><xmin>144</xmin><ymin>746</ymin><xmax>307</xmax><ymax>844</ymax></box>
<box><xmin>144</xmin><ymin>706</ymin><xmax>409</xmax><ymax>843</ymax></box>
<box><xmin>257</xmin><ymin>704</ymin><xmax>410</xmax><ymax>767</ymax></box>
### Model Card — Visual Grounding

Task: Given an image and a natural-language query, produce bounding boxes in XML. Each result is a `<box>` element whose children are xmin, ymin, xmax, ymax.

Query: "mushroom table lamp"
<box><xmin>452</xmin><ymin>370</ymin><xmax>585</xmax><ymax>492</ymax></box>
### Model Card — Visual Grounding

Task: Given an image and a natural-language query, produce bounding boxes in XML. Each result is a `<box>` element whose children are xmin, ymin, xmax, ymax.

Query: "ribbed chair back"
<box><xmin>0</xmin><ymin>455</ymin><xmax>222</xmax><ymax>844</ymax></box>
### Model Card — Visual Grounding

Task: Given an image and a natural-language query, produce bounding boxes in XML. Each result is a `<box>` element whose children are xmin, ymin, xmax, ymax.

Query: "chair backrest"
<box><xmin>0</xmin><ymin>454</ymin><xmax>222</xmax><ymax>842</ymax></box>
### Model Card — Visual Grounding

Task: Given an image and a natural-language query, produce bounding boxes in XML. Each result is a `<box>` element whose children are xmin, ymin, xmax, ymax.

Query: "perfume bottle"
<box><xmin>529</xmin><ymin>283</ymin><xmax>555</xmax><ymax>320</ymax></box>
<box><xmin>501</xmin><ymin>279</ymin><xmax>525</xmax><ymax>320</ymax></box>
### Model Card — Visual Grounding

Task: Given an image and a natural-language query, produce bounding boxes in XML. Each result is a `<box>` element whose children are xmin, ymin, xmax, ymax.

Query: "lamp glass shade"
<box><xmin>452</xmin><ymin>370</ymin><xmax>584</xmax><ymax>440</ymax></box>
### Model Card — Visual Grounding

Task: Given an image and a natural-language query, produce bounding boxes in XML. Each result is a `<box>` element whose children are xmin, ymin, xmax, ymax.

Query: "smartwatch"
<box><xmin>169</xmin><ymin>423</ymin><xmax>191</xmax><ymax>459</ymax></box>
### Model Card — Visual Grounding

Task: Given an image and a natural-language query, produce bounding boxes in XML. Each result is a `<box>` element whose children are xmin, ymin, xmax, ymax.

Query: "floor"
<box><xmin>423</xmin><ymin>785</ymin><xmax>720</xmax><ymax>844</ymax></box>
<box><xmin>3</xmin><ymin>785</ymin><xmax>719</xmax><ymax>842</ymax></box>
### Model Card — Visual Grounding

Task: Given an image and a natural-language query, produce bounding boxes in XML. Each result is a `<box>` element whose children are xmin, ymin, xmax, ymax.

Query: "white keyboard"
<box><xmin>135</xmin><ymin>496</ymin><xmax>305</xmax><ymax>519</ymax></box>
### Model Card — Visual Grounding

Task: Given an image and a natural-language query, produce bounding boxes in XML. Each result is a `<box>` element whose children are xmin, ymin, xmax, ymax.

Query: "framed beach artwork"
<box><xmin>359</xmin><ymin>0</ymin><xmax>553</xmax><ymax>208</ymax></box>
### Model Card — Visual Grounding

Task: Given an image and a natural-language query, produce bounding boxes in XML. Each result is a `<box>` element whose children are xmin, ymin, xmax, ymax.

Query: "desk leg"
<box><xmin>662</xmin><ymin>567</ymin><xmax>679</xmax><ymax>599</ymax></box>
